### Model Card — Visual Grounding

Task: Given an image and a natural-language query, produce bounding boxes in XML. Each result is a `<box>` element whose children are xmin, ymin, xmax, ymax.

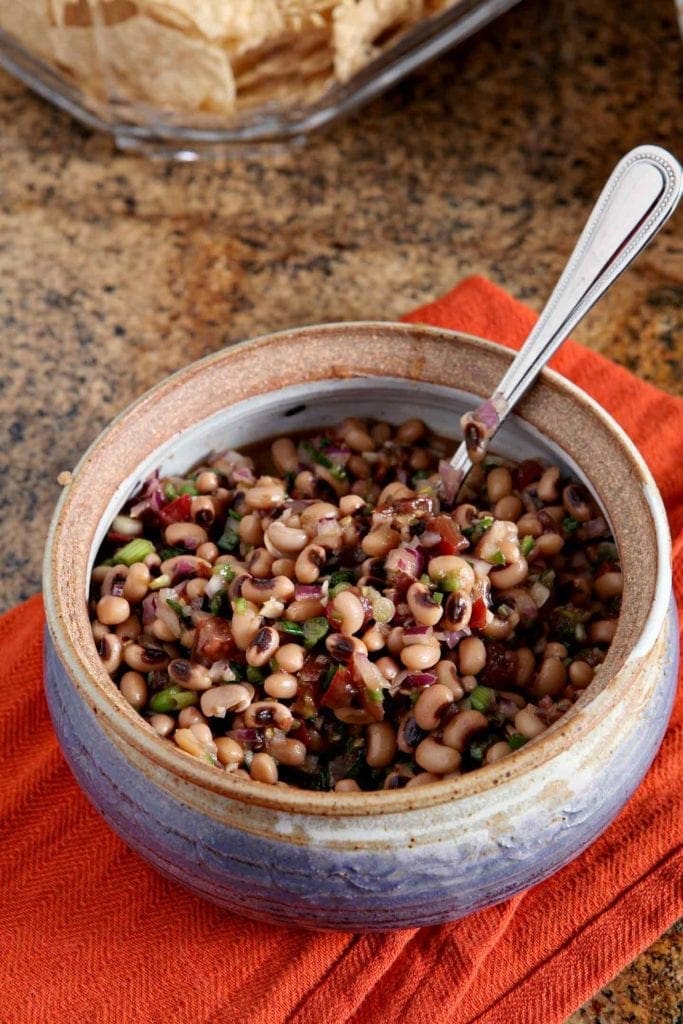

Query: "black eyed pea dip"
<box><xmin>89</xmin><ymin>417</ymin><xmax>622</xmax><ymax>792</ymax></box>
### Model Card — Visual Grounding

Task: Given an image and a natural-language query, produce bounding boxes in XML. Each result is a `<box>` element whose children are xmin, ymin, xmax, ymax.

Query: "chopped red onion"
<box><xmin>141</xmin><ymin>592</ymin><xmax>158</xmax><ymax>625</ymax></box>
<box><xmin>401</xmin><ymin>672</ymin><xmax>437</xmax><ymax>690</ymax></box>
<box><xmin>420</xmin><ymin>530</ymin><xmax>441</xmax><ymax>548</ymax></box>
<box><xmin>295</xmin><ymin>584</ymin><xmax>323</xmax><ymax>600</ymax></box>
<box><xmin>438</xmin><ymin>460</ymin><xmax>463</xmax><ymax>504</ymax></box>
<box><xmin>226</xmin><ymin>728</ymin><xmax>263</xmax><ymax>745</ymax></box>
<box><xmin>352</xmin><ymin>653</ymin><xmax>386</xmax><ymax>690</ymax></box>
<box><xmin>208</xmin><ymin>659</ymin><xmax>236</xmax><ymax>682</ymax></box>
<box><xmin>583</xmin><ymin>516</ymin><xmax>609</xmax><ymax>539</ymax></box>
<box><xmin>435</xmin><ymin>627</ymin><xmax>471</xmax><ymax>649</ymax></box>
<box><xmin>204</xmin><ymin>574</ymin><xmax>225</xmax><ymax>600</ymax></box>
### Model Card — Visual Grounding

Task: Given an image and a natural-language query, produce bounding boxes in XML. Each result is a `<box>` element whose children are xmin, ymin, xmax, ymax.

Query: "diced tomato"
<box><xmin>292</xmin><ymin>655</ymin><xmax>327</xmax><ymax>719</ymax></box>
<box><xmin>159</xmin><ymin>494</ymin><xmax>193</xmax><ymax>525</ymax></box>
<box><xmin>320</xmin><ymin>667</ymin><xmax>356</xmax><ymax>710</ymax></box>
<box><xmin>469</xmin><ymin>597</ymin><xmax>488</xmax><ymax>630</ymax></box>
<box><xmin>428</xmin><ymin>515</ymin><xmax>468</xmax><ymax>556</ymax></box>
<box><xmin>192</xmin><ymin>615</ymin><xmax>235</xmax><ymax>665</ymax></box>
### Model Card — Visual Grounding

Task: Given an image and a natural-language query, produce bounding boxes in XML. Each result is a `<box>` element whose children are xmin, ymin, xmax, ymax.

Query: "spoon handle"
<box><xmin>449</xmin><ymin>145</ymin><xmax>682</xmax><ymax>478</ymax></box>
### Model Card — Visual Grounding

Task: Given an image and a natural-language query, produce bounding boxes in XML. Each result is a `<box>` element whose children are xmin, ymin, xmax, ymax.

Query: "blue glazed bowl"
<box><xmin>43</xmin><ymin>323</ymin><xmax>677</xmax><ymax>930</ymax></box>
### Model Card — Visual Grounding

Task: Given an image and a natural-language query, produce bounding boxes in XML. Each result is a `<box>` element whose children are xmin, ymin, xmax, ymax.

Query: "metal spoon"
<box><xmin>442</xmin><ymin>144</ymin><xmax>682</xmax><ymax>500</ymax></box>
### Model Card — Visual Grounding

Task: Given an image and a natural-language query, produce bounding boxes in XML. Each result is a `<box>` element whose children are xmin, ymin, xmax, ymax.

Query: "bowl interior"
<box><xmin>44</xmin><ymin>323</ymin><xmax>670</xmax><ymax>814</ymax></box>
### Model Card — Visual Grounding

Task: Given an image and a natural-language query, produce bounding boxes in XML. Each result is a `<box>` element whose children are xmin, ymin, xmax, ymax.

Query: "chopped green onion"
<box><xmin>329</xmin><ymin>464</ymin><xmax>348</xmax><ymax>483</ymax></box>
<box><xmin>371</xmin><ymin>595</ymin><xmax>395</xmax><ymax>623</ymax></box>
<box><xmin>329</xmin><ymin>569</ymin><xmax>356</xmax><ymax>589</ymax></box>
<box><xmin>322</xmin><ymin>662</ymin><xmax>338</xmax><ymax>690</ymax></box>
<box><xmin>211</xmin><ymin>563</ymin><xmax>236</xmax><ymax>582</ymax></box>
<box><xmin>432</xmin><ymin>590</ymin><xmax>444</xmax><ymax>604</ymax></box>
<box><xmin>508</xmin><ymin>733</ymin><xmax>528</xmax><ymax>750</ymax></box>
<box><xmin>113</xmin><ymin>538</ymin><xmax>155</xmax><ymax>566</ymax></box>
<box><xmin>411</xmin><ymin>469</ymin><xmax>430</xmax><ymax>487</ymax></box>
<box><xmin>217</xmin><ymin>524</ymin><xmax>240</xmax><ymax>553</ymax></box>
<box><xmin>280</xmin><ymin>621</ymin><xmax>305</xmax><ymax>638</ymax></box>
<box><xmin>520</xmin><ymin>535</ymin><xmax>535</xmax><ymax>557</ymax></box>
<box><xmin>539</xmin><ymin>569</ymin><xmax>556</xmax><ymax>587</ymax></box>
<box><xmin>441</xmin><ymin>571</ymin><xmax>461</xmax><ymax>592</ymax></box>
<box><xmin>159</xmin><ymin>546</ymin><xmax>185</xmax><ymax>561</ymax></box>
<box><xmin>496</xmin><ymin>603</ymin><xmax>513</xmax><ymax>620</ymax></box>
<box><xmin>487</xmin><ymin>550</ymin><xmax>506</xmax><ymax>566</ymax></box>
<box><xmin>246</xmin><ymin>666</ymin><xmax>265</xmax><ymax>684</ymax></box>
<box><xmin>163</xmin><ymin>483</ymin><xmax>178</xmax><ymax>501</ymax></box>
<box><xmin>165</xmin><ymin>597</ymin><xmax>186</xmax><ymax>619</ymax></box>
<box><xmin>597</xmin><ymin>542</ymin><xmax>619</xmax><ymax>563</ymax></box>
<box><xmin>467</xmin><ymin>737</ymin><xmax>490</xmax><ymax>763</ymax></box>
<box><xmin>469</xmin><ymin>685</ymin><xmax>495</xmax><ymax>712</ymax></box>
<box><xmin>233</xmin><ymin>597</ymin><xmax>249</xmax><ymax>615</ymax></box>
<box><xmin>179</xmin><ymin>483</ymin><xmax>199</xmax><ymax>496</ymax></box>
<box><xmin>329</xmin><ymin>582</ymin><xmax>352</xmax><ymax>599</ymax></box>
<box><xmin>303</xmin><ymin>616</ymin><xmax>329</xmax><ymax>648</ymax></box>
<box><xmin>229</xmin><ymin>662</ymin><xmax>246</xmax><ymax>681</ymax></box>
<box><xmin>563</xmin><ymin>516</ymin><xmax>581</xmax><ymax>533</ymax></box>
<box><xmin>419</xmin><ymin>573</ymin><xmax>431</xmax><ymax>586</ymax></box>
<box><xmin>148</xmin><ymin>573</ymin><xmax>172</xmax><ymax>591</ymax></box>
<box><xmin>209</xmin><ymin>594</ymin><xmax>223</xmax><ymax>615</ymax></box>
<box><xmin>366</xmin><ymin>688</ymin><xmax>383</xmax><ymax>703</ymax></box>
<box><xmin>479</xmin><ymin>515</ymin><xmax>495</xmax><ymax>530</ymax></box>
<box><xmin>149</xmin><ymin>686</ymin><xmax>198</xmax><ymax>713</ymax></box>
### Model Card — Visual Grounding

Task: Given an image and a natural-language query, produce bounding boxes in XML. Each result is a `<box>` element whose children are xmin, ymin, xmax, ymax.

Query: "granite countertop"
<box><xmin>0</xmin><ymin>0</ymin><xmax>681</xmax><ymax>1018</ymax></box>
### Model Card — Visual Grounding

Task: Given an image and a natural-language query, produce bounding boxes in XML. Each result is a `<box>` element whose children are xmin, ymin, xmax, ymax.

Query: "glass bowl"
<box><xmin>0</xmin><ymin>0</ymin><xmax>520</xmax><ymax>157</ymax></box>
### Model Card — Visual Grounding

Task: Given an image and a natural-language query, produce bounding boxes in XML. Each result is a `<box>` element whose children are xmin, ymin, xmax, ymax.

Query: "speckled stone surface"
<box><xmin>0</xmin><ymin>0</ymin><xmax>680</xmax><ymax>1017</ymax></box>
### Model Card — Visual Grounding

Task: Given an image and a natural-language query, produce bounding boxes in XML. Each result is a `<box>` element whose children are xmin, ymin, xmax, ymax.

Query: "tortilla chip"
<box><xmin>333</xmin><ymin>0</ymin><xmax>425</xmax><ymax>81</ymax></box>
<box><xmin>137</xmin><ymin>0</ymin><xmax>287</xmax><ymax>53</ymax></box>
<box><xmin>50</xmin><ymin>13</ymin><xmax>236</xmax><ymax>113</ymax></box>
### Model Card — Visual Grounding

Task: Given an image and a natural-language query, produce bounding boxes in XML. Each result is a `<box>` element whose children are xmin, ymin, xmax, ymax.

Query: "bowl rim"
<box><xmin>43</xmin><ymin>321</ymin><xmax>672</xmax><ymax>818</ymax></box>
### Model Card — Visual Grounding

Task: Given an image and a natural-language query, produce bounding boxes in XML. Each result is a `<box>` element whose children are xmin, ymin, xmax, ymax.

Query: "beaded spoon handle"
<box><xmin>441</xmin><ymin>145</ymin><xmax>682</xmax><ymax>500</ymax></box>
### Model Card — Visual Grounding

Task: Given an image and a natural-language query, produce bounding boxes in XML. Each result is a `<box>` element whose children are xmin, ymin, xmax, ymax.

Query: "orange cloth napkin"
<box><xmin>1</xmin><ymin>276</ymin><xmax>681</xmax><ymax>1024</ymax></box>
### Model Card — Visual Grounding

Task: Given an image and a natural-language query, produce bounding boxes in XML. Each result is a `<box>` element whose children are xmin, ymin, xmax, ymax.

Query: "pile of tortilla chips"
<box><xmin>1</xmin><ymin>0</ymin><xmax>452</xmax><ymax>118</ymax></box>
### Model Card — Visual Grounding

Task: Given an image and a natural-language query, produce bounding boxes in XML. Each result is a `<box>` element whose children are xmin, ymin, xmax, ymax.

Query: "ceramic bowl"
<box><xmin>43</xmin><ymin>323</ymin><xmax>677</xmax><ymax>931</ymax></box>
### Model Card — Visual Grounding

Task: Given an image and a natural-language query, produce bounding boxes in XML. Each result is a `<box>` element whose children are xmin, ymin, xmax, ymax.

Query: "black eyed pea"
<box><xmin>376</xmin><ymin>655</ymin><xmax>400</xmax><ymax>681</ymax></box>
<box><xmin>164</xmin><ymin>521</ymin><xmax>209</xmax><ymax>550</ymax></box>
<box><xmin>215</xmin><ymin>736</ymin><xmax>245</xmax><ymax>767</ymax></box>
<box><xmin>405</xmin><ymin>771</ymin><xmax>444</xmax><ymax>788</ymax></box>
<box><xmin>185</xmin><ymin>577</ymin><xmax>208</xmax><ymax>602</ymax></box>
<box><xmin>484</xmin><ymin>741</ymin><xmax>512</xmax><ymax>764</ymax></box>
<box><xmin>96</xmin><ymin>595</ymin><xmax>131</xmax><ymax>626</ymax></box>
<box><xmin>123</xmin><ymin>562</ymin><xmax>151</xmax><ymax>603</ymax></box>
<box><xmin>160</xmin><ymin>554</ymin><xmax>212</xmax><ymax>579</ymax></box>
<box><xmin>122</xmin><ymin>643</ymin><xmax>169</xmax><ymax>673</ymax></box>
<box><xmin>168</xmin><ymin>658</ymin><xmax>212</xmax><ymax>691</ymax></box>
<box><xmin>400</xmin><ymin>643</ymin><xmax>441</xmax><ymax>671</ymax></box>
<box><xmin>441</xmin><ymin>591</ymin><xmax>472</xmax><ymax>632</ymax></box>
<box><xmin>196</xmin><ymin>469</ymin><xmax>219</xmax><ymax>494</ymax></box>
<box><xmin>294</xmin><ymin>470</ymin><xmax>316</xmax><ymax>498</ymax></box>
<box><xmin>545</xmin><ymin>642</ymin><xmax>568</xmax><ymax>660</ymax></box>
<box><xmin>264</xmin><ymin>671</ymin><xmax>299</xmax><ymax>700</ymax></box>
<box><xmin>533</xmin><ymin>533</ymin><xmax>564</xmax><ymax>557</ymax></box>
<box><xmin>271</xmin><ymin>437</ymin><xmax>299</xmax><ymax>476</ymax></box>
<box><xmin>274</xmin><ymin>643</ymin><xmax>305</xmax><ymax>674</ymax></box>
<box><xmin>285</xmin><ymin>597</ymin><xmax>325</xmax><ymax>622</ymax></box>
<box><xmin>493</xmin><ymin>495</ymin><xmax>523</xmax><ymax>522</ymax></box>
<box><xmin>174</xmin><ymin>723</ymin><xmax>217</xmax><ymax>760</ymax></box>
<box><xmin>386</xmin><ymin>626</ymin><xmax>404</xmax><ymax>655</ymax></box>
<box><xmin>377</xmin><ymin>480</ymin><xmax>413</xmax><ymax>505</ymax></box>
<box><xmin>178</xmin><ymin>706</ymin><xmax>207</xmax><ymax>728</ymax></box>
<box><xmin>101</xmin><ymin>565</ymin><xmax>128</xmax><ymax>597</ymax></box>
<box><xmin>267</xmin><ymin>735</ymin><xmax>307</xmax><ymax>767</ymax></box>
<box><xmin>434</xmin><ymin>660</ymin><xmax>464</xmax><ymax>699</ymax></box>
<box><xmin>246</xmin><ymin>626</ymin><xmax>280</xmax><ymax>667</ymax></box>
<box><xmin>241</xmin><ymin>575</ymin><xmax>295</xmax><ymax>606</ymax></box>
<box><xmin>409</xmin><ymin>448</ymin><xmax>430</xmax><ymax>471</ymax></box>
<box><xmin>593</xmin><ymin>572</ymin><xmax>623</xmax><ymax>600</ymax></box>
<box><xmin>300</xmin><ymin>501</ymin><xmax>339</xmax><ymax>531</ymax></box>
<box><xmin>325</xmin><ymin>633</ymin><xmax>368</xmax><ymax>663</ymax></box>
<box><xmin>328</xmin><ymin>590</ymin><xmax>365</xmax><ymax>636</ymax></box>
<box><xmin>427</xmin><ymin>555</ymin><xmax>475</xmax><ymax>592</ymax></box>
<box><xmin>588</xmin><ymin>619</ymin><xmax>618</xmax><ymax>644</ymax></box>
<box><xmin>244</xmin><ymin>477</ymin><xmax>287</xmax><ymax>511</ymax></box>
<box><xmin>115</xmin><ymin>614</ymin><xmax>141</xmax><ymax>643</ymax></box>
<box><xmin>396</xmin><ymin>418</ymin><xmax>427</xmax><ymax>444</ymax></box>
<box><xmin>119</xmin><ymin>670</ymin><xmax>147</xmax><ymax>710</ymax></box>
<box><xmin>335</xmin><ymin>779</ymin><xmax>362</xmax><ymax>792</ymax></box>
<box><xmin>515</xmin><ymin>647</ymin><xmax>536</xmax><ymax>686</ymax></box>
<box><xmin>489</xmin><ymin>557</ymin><xmax>529</xmax><ymax>590</ymax></box>
<box><xmin>91</xmin><ymin>619</ymin><xmax>110</xmax><ymax>641</ymax></box>
<box><xmin>190</xmin><ymin>496</ymin><xmax>215</xmax><ymax>527</ymax></box>
<box><xmin>361</xmin><ymin>525</ymin><xmax>401</xmax><ymax>558</ymax></box>
<box><xmin>365</xmin><ymin>721</ymin><xmax>398</xmax><ymax>768</ymax></box>
<box><xmin>245</xmin><ymin>548</ymin><xmax>274</xmax><ymax>581</ymax></box>
<box><xmin>415</xmin><ymin>737</ymin><xmax>462</xmax><ymax>774</ymax></box>
<box><xmin>338</xmin><ymin>416</ymin><xmax>375</xmax><ymax>452</ymax></box>
<box><xmin>250</xmin><ymin>752</ymin><xmax>279</xmax><ymax>784</ymax></box>
<box><xmin>537</xmin><ymin>466</ymin><xmax>561</xmax><ymax>502</ymax></box>
<box><xmin>265</xmin><ymin>520</ymin><xmax>309</xmax><ymax>555</ymax></box>
<box><xmin>271</xmin><ymin>557</ymin><xmax>296</xmax><ymax>578</ymax></box>
<box><xmin>442</xmin><ymin>709</ymin><xmax>488</xmax><ymax>752</ymax></box>
<box><xmin>486</xmin><ymin>466</ymin><xmax>513</xmax><ymax>503</ymax></box>
<box><xmin>516</xmin><ymin>513</ymin><xmax>543</xmax><ymax>538</ymax></box>
<box><xmin>196</xmin><ymin>542</ymin><xmax>220</xmax><ymax>564</ymax></box>
<box><xmin>569</xmin><ymin>660</ymin><xmax>594</xmax><ymax>689</ymax></box>
<box><xmin>294</xmin><ymin>543</ymin><xmax>327</xmax><ymax>584</ymax></box>
<box><xmin>562</xmin><ymin>483</ymin><xmax>592</xmax><ymax>522</ymax></box>
<box><xmin>200</xmin><ymin>684</ymin><xmax>252</xmax><ymax>718</ymax></box>
<box><xmin>413</xmin><ymin>683</ymin><xmax>455</xmax><ymax>730</ymax></box>
<box><xmin>362</xmin><ymin>623</ymin><xmax>389</xmax><ymax>652</ymax></box>
<box><xmin>239</xmin><ymin>514</ymin><xmax>264</xmax><ymax>547</ymax></box>
<box><xmin>314</xmin><ymin>464</ymin><xmax>350</xmax><ymax>497</ymax></box>
<box><xmin>243</xmin><ymin>701</ymin><xmax>294</xmax><ymax>731</ymax></box>
<box><xmin>149</xmin><ymin>713</ymin><xmax>175</xmax><ymax>738</ymax></box>
<box><xmin>514</xmin><ymin>704</ymin><xmax>548</xmax><ymax>738</ymax></box>
<box><xmin>406</xmin><ymin>581</ymin><xmax>443</xmax><ymax>627</ymax></box>
<box><xmin>339</xmin><ymin>494</ymin><xmax>366</xmax><ymax>515</ymax></box>
<box><xmin>457</xmin><ymin>636</ymin><xmax>487</xmax><ymax>676</ymax></box>
<box><xmin>151</xmin><ymin>617</ymin><xmax>178</xmax><ymax>643</ymax></box>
